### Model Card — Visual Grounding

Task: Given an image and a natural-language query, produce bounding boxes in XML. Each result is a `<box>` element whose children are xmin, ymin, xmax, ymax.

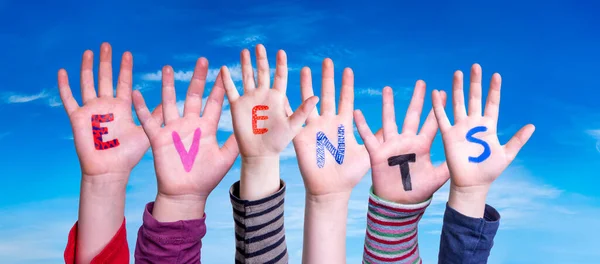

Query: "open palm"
<box><xmin>431</xmin><ymin>64</ymin><xmax>535</xmax><ymax>191</ymax></box>
<box><xmin>293</xmin><ymin>59</ymin><xmax>375</xmax><ymax>197</ymax></box>
<box><xmin>57</xmin><ymin>43</ymin><xmax>162</xmax><ymax>179</ymax></box>
<box><xmin>221</xmin><ymin>45</ymin><xmax>318</xmax><ymax>158</ymax></box>
<box><xmin>355</xmin><ymin>83</ymin><xmax>450</xmax><ymax>204</ymax></box>
<box><xmin>132</xmin><ymin>59</ymin><xmax>239</xmax><ymax>199</ymax></box>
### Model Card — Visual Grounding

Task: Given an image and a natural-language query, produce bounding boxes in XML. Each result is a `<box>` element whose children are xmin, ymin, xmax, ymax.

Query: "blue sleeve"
<box><xmin>438</xmin><ymin>203</ymin><xmax>500</xmax><ymax>264</ymax></box>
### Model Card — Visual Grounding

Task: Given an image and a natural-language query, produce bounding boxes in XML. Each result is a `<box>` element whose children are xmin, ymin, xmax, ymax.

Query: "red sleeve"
<box><xmin>64</xmin><ymin>218</ymin><xmax>130</xmax><ymax>264</ymax></box>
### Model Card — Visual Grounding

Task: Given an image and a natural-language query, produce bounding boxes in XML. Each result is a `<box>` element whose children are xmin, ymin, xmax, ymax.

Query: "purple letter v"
<box><xmin>172</xmin><ymin>127</ymin><xmax>201</xmax><ymax>172</ymax></box>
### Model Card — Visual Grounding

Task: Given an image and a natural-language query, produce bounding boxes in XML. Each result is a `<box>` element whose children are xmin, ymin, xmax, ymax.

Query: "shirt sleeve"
<box><xmin>64</xmin><ymin>218</ymin><xmax>129</xmax><ymax>264</ymax></box>
<box><xmin>363</xmin><ymin>187</ymin><xmax>431</xmax><ymax>264</ymax></box>
<box><xmin>134</xmin><ymin>202</ymin><xmax>207</xmax><ymax>264</ymax></box>
<box><xmin>438</xmin><ymin>203</ymin><xmax>500</xmax><ymax>264</ymax></box>
<box><xmin>229</xmin><ymin>180</ymin><xmax>288</xmax><ymax>264</ymax></box>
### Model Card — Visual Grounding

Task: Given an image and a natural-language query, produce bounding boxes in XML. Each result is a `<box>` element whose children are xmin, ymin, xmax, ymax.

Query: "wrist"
<box><xmin>240</xmin><ymin>155</ymin><xmax>280</xmax><ymax>200</ymax></box>
<box><xmin>81</xmin><ymin>172</ymin><xmax>129</xmax><ymax>195</ymax></box>
<box><xmin>306</xmin><ymin>192</ymin><xmax>351</xmax><ymax>209</ymax></box>
<box><xmin>448</xmin><ymin>183</ymin><xmax>490</xmax><ymax>218</ymax></box>
<box><xmin>152</xmin><ymin>193</ymin><xmax>207</xmax><ymax>222</ymax></box>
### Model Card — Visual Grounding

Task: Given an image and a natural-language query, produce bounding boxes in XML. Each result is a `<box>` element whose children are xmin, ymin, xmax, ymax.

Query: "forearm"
<box><xmin>135</xmin><ymin>202</ymin><xmax>207</xmax><ymax>264</ymax></box>
<box><xmin>439</xmin><ymin>185</ymin><xmax>500</xmax><ymax>264</ymax></box>
<box><xmin>230</xmin><ymin>181</ymin><xmax>288</xmax><ymax>263</ymax></box>
<box><xmin>448</xmin><ymin>184</ymin><xmax>489</xmax><ymax>218</ymax></box>
<box><xmin>77</xmin><ymin>173</ymin><xmax>128</xmax><ymax>264</ymax></box>
<box><xmin>302</xmin><ymin>193</ymin><xmax>350</xmax><ymax>263</ymax></box>
<box><xmin>152</xmin><ymin>193</ymin><xmax>206</xmax><ymax>222</ymax></box>
<box><xmin>363</xmin><ymin>188</ymin><xmax>430</xmax><ymax>263</ymax></box>
<box><xmin>240</xmin><ymin>156</ymin><xmax>281</xmax><ymax>200</ymax></box>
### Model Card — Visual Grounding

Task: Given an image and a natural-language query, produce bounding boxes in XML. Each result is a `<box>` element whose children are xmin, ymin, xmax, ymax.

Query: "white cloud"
<box><xmin>356</xmin><ymin>88</ymin><xmax>382</xmax><ymax>97</ymax></box>
<box><xmin>306</xmin><ymin>44</ymin><xmax>355</xmax><ymax>63</ymax></box>
<box><xmin>139</xmin><ymin>64</ymin><xmax>279</xmax><ymax>91</ymax></box>
<box><xmin>0</xmin><ymin>132</ymin><xmax>9</xmax><ymax>140</ymax></box>
<box><xmin>585</xmin><ymin>129</ymin><xmax>600</xmax><ymax>153</ymax></box>
<box><xmin>214</xmin><ymin>34</ymin><xmax>266</xmax><ymax>48</ymax></box>
<box><xmin>47</xmin><ymin>96</ymin><xmax>62</xmax><ymax>107</ymax></box>
<box><xmin>5</xmin><ymin>90</ymin><xmax>49</xmax><ymax>103</ymax></box>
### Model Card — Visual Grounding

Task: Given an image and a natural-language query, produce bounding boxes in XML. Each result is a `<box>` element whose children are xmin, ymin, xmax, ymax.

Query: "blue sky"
<box><xmin>1</xmin><ymin>0</ymin><xmax>599</xmax><ymax>263</ymax></box>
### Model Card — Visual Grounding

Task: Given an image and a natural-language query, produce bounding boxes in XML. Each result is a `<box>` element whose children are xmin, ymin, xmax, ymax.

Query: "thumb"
<box><xmin>288</xmin><ymin>96</ymin><xmax>319</xmax><ymax>133</ymax></box>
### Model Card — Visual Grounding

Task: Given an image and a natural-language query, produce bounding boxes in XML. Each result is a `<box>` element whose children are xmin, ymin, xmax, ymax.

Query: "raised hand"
<box><xmin>293</xmin><ymin>59</ymin><xmax>375</xmax><ymax>198</ymax></box>
<box><xmin>354</xmin><ymin>83</ymin><xmax>450</xmax><ymax>204</ymax></box>
<box><xmin>294</xmin><ymin>59</ymin><xmax>375</xmax><ymax>263</ymax></box>
<box><xmin>57</xmin><ymin>42</ymin><xmax>162</xmax><ymax>263</ymax></box>
<box><xmin>58</xmin><ymin>43</ymin><xmax>162</xmax><ymax>180</ymax></box>
<box><xmin>220</xmin><ymin>44</ymin><xmax>318</xmax><ymax>199</ymax></box>
<box><xmin>431</xmin><ymin>63</ymin><xmax>535</xmax><ymax>217</ymax></box>
<box><xmin>132</xmin><ymin>59</ymin><xmax>239</xmax><ymax>221</ymax></box>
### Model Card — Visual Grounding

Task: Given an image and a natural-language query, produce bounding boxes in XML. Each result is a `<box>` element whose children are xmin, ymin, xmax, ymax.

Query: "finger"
<box><xmin>452</xmin><ymin>70</ymin><xmax>467</xmax><ymax>122</ymax></box>
<box><xmin>320</xmin><ymin>58</ymin><xmax>336</xmax><ymax>116</ymax></box>
<box><xmin>353</xmin><ymin>109</ymin><xmax>380</xmax><ymax>152</ymax></box>
<box><xmin>338</xmin><ymin>68</ymin><xmax>354</xmax><ymax>117</ymax></box>
<box><xmin>468</xmin><ymin>63</ymin><xmax>483</xmax><ymax>116</ymax></box>
<box><xmin>150</xmin><ymin>104</ymin><xmax>164</xmax><ymax>126</ymax></box>
<box><xmin>300</xmin><ymin>67</ymin><xmax>319</xmax><ymax>121</ymax></box>
<box><xmin>401</xmin><ymin>80</ymin><xmax>426</xmax><ymax>135</ymax></box>
<box><xmin>161</xmin><ymin>66</ymin><xmax>179</xmax><ymax>124</ymax></box>
<box><xmin>273</xmin><ymin>50</ymin><xmax>288</xmax><ymax>94</ymax></box>
<box><xmin>184</xmin><ymin>58</ymin><xmax>208</xmax><ymax>117</ymax></box>
<box><xmin>419</xmin><ymin>90</ymin><xmax>447</xmax><ymax>142</ymax></box>
<box><xmin>484</xmin><ymin>73</ymin><xmax>502</xmax><ymax>123</ymax></box>
<box><xmin>221</xmin><ymin>66</ymin><xmax>240</xmax><ymax>102</ymax></box>
<box><xmin>255</xmin><ymin>44</ymin><xmax>270</xmax><ymax>89</ymax></box>
<box><xmin>289</xmin><ymin>96</ymin><xmax>320</xmax><ymax>133</ymax></box>
<box><xmin>80</xmin><ymin>50</ymin><xmax>97</xmax><ymax>103</ymax></box>
<box><xmin>241</xmin><ymin>49</ymin><xmax>256</xmax><ymax>92</ymax></box>
<box><xmin>220</xmin><ymin>134</ymin><xmax>240</xmax><ymax>167</ymax></box>
<box><xmin>98</xmin><ymin>43</ymin><xmax>114</xmax><ymax>97</ymax></box>
<box><xmin>132</xmin><ymin>90</ymin><xmax>160</xmax><ymax>139</ymax></box>
<box><xmin>116</xmin><ymin>52</ymin><xmax>133</xmax><ymax>102</ymax></box>
<box><xmin>432</xmin><ymin>89</ymin><xmax>452</xmax><ymax>133</ymax></box>
<box><xmin>382</xmin><ymin>86</ymin><xmax>398</xmax><ymax>141</ymax></box>
<box><xmin>203</xmin><ymin>72</ymin><xmax>227</xmax><ymax>129</ymax></box>
<box><xmin>504</xmin><ymin>124</ymin><xmax>535</xmax><ymax>163</ymax></box>
<box><xmin>57</xmin><ymin>69</ymin><xmax>80</xmax><ymax>115</ymax></box>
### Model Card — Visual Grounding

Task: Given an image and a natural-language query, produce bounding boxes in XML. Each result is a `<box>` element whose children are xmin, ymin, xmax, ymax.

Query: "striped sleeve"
<box><xmin>363</xmin><ymin>187</ymin><xmax>431</xmax><ymax>264</ymax></box>
<box><xmin>229</xmin><ymin>180</ymin><xmax>288</xmax><ymax>264</ymax></box>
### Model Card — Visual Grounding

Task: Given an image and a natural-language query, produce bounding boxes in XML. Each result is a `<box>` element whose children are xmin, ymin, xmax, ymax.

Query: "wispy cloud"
<box><xmin>3</xmin><ymin>90</ymin><xmax>64</xmax><ymax>108</ymax></box>
<box><xmin>356</xmin><ymin>88</ymin><xmax>382</xmax><ymax>97</ymax></box>
<box><xmin>214</xmin><ymin>34</ymin><xmax>266</xmax><ymax>48</ymax></box>
<box><xmin>140</xmin><ymin>64</ymin><xmax>276</xmax><ymax>86</ymax></box>
<box><xmin>0</xmin><ymin>132</ymin><xmax>10</xmax><ymax>140</ymax></box>
<box><xmin>4</xmin><ymin>90</ymin><xmax>49</xmax><ymax>103</ymax></box>
<box><xmin>585</xmin><ymin>129</ymin><xmax>600</xmax><ymax>153</ymax></box>
<box><xmin>306</xmin><ymin>44</ymin><xmax>355</xmax><ymax>63</ymax></box>
<box><xmin>210</xmin><ymin>4</ymin><xmax>327</xmax><ymax>48</ymax></box>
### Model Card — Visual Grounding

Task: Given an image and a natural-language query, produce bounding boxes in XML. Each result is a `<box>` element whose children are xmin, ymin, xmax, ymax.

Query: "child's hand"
<box><xmin>220</xmin><ymin>45</ymin><xmax>318</xmax><ymax>199</ymax></box>
<box><xmin>221</xmin><ymin>45</ymin><xmax>318</xmax><ymax>158</ymax></box>
<box><xmin>133</xmin><ymin>59</ymin><xmax>239</xmax><ymax>221</ymax></box>
<box><xmin>354</xmin><ymin>83</ymin><xmax>450</xmax><ymax>204</ymax></box>
<box><xmin>431</xmin><ymin>64</ymin><xmax>535</xmax><ymax>217</ymax></box>
<box><xmin>293</xmin><ymin>59</ymin><xmax>375</xmax><ymax>201</ymax></box>
<box><xmin>58</xmin><ymin>43</ymin><xmax>163</xmax><ymax>181</ymax></box>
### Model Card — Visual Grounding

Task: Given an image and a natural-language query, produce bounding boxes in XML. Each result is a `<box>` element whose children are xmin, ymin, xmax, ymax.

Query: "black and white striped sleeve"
<box><xmin>229</xmin><ymin>180</ymin><xmax>288</xmax><ymax>264</ymax></box>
